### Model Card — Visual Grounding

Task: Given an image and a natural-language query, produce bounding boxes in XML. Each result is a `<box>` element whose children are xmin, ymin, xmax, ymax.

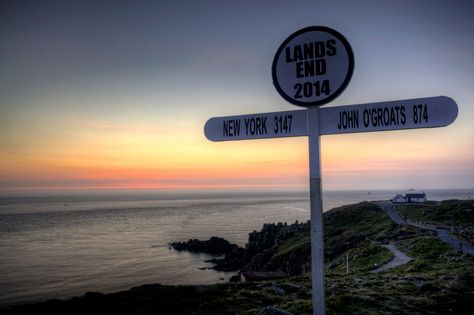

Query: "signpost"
<box><xmin>204</xmin><ymin>26</ymin><xmax>458</xmax><ymax>315</ymax></box>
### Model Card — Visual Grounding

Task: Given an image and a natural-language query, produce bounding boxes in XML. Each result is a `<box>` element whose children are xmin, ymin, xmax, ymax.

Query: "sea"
<box><xmin>0</xmin><ymin>189</ymin><xmax>472</xmax><ymax>306</ymax></box>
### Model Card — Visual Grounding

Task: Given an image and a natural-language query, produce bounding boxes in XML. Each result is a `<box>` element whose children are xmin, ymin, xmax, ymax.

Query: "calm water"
<box><xmin>0</xmin><ymin>189</ymin><xmax>472</xmax><ymax>306</ymax></box>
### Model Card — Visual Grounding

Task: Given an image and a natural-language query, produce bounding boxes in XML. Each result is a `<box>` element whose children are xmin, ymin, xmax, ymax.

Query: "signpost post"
<box><xmin>204</xmin><ymin>26</ymin><xmax>458</xmax><ymax>315</ymax></box>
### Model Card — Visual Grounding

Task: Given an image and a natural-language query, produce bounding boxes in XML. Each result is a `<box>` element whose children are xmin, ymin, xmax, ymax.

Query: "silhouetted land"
<box><xmin>4</xmin><ymin>201</ymin><xmax>473</xmax><ymax>314</ymax></box>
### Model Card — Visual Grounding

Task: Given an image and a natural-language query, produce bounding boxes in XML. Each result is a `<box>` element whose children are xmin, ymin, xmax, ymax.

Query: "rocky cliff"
<box><xmin>243</xmin><ymin>221</ymin><xmax>311</xmax><ymax>276</ymax></box>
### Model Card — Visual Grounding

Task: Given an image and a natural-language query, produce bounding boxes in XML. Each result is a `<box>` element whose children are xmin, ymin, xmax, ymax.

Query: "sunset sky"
<box><xmin>1</xmin><ymin>0</ymin><xmax>473</xmax><ymax>194</ymax></box>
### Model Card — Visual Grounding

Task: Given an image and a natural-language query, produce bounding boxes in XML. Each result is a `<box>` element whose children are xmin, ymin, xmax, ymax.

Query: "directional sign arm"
<box><xmin>204</xmin><ymin>109</ymin><xmax>308</xmax><ymax>141</ymax></box>
<box><xmin>318</xmin><ymin>96</ymin><xmax>458</xmax><ymax>135</ymax></box>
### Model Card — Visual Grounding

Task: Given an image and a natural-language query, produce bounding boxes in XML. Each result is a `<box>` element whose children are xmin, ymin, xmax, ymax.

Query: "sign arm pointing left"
<box><xmin>204</xmin><ymin>109</ymin><xmax>308</xmax><ymax>142</ymax></box>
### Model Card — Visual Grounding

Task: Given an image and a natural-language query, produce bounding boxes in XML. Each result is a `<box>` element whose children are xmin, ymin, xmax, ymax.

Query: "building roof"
<box><xmin>405</xmin><ymin>193</ymin><xmax>426</xmax><ymax>198</ymax></box>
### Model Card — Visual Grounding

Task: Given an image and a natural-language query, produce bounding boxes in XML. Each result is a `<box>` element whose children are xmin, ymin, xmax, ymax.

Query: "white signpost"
<box><xmin>204</xmin><ymin>26</ymin><xmax>458</xmax><ymax>315</ymax></box>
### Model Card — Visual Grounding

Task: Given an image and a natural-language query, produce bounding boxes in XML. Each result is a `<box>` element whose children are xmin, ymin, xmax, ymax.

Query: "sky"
<box><xmin>0</xmin><ymin>0</ymin><xmax>473</xmax><ymax>194</ymax></box>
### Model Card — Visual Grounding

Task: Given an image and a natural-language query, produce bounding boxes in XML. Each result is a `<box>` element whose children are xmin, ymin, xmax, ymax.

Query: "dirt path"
<box><xmin>372</xmin><ymin>244</ymin><xmax>411</xmax><ymax>273</ymax></box>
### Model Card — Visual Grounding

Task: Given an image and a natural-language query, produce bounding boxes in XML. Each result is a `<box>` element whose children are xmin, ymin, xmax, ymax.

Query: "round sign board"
<box><xmin>272</xmin><ymin>26</ymin><xmax>354</xmax><ymax>107</ymax></box>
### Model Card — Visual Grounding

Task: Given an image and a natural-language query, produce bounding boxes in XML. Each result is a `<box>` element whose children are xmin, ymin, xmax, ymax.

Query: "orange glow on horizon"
<box><xmin>1</xmin><ymin>117</ymin><xmax>472</xmax><ymax>192</ymax></box>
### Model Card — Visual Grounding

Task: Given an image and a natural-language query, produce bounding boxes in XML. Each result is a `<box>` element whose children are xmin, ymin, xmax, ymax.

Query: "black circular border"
<box><xmin>272</xmin><ymin>26</ymin><xmax>354</xmax><ymax>107</ymax></box>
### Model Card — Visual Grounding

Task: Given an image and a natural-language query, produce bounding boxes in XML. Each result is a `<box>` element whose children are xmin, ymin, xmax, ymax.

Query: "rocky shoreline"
<box><xmin>170</xmin><ymin>220</ymin><xmax>313</xmax><ymax>278</ymax></box>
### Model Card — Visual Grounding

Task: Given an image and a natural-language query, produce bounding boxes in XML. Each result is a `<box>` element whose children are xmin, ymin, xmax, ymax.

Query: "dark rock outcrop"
<box><xmin>170</xmin><ymin>237</ymin><xmax>245</xmax><ymax>272</ymax></box>
<box><xmin>170</xmin><ymin>221</ymin><xmax>312</xmax><ymax>276</ymax></box>
<box><xmin>206</xmin><ymin>246</ymin><xmax>245</xmax><ymax>271</ymax></box>
<box><xmin>170</xmin><ymin>237</ymin><xmax>236</xmax><ymax>255</ymax></box>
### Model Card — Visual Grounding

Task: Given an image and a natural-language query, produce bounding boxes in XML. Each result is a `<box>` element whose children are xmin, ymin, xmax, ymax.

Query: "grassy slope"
<box><xmin>6</xmin><ymin>202</ymin><xmax>474</xmax><ymax>315</ymax></box>
<box><xmin>268</xmin><ymin>202</ymin><xmax>396</xmax><ymax>274</ymax></box>
<box><xmin>397</xmin><ymin>200</ymin><xmax>474</xmax><ymax>226</ymax></box>
<box><xmin>398</xmin><ymin>199</ymin><xmax>474</xmax><ymax>243</ymax></box>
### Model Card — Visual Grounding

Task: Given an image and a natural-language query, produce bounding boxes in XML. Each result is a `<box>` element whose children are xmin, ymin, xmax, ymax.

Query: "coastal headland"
<box><xmin>4</xmin><ymin>200</ymin><xmax>473</xmax><ymax>314</ymax></box>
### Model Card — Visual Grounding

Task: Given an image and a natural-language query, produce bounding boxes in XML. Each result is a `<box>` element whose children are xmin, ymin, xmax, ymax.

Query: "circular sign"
<box><xmin>272</xmin><ymin>26</ymin><xmax>354</xmax><ymax>107</ymax></box>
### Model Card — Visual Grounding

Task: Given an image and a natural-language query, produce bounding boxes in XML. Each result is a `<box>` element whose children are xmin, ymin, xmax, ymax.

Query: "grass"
<box><xmin>324</xmin><ymin>202</ymin><xmax>396</xmax><ymax>260</ymax></box>
<box><xmin>398</xmin><ymin>199</ymin><xmax>474</xmax><ymax>243</ymax></box>
<box><xmin>397</xmin><ymin>200</ymin><xmax>474</xmax><ymax>227</ymax></box>
<box><xmin>273</xmin><ymin>230</ymin><xmax>311</xmax><ymax>258</ymax></box>
<box><xmin>327</xmin><ymin>241</ymin><xmax>393</xmax><ymax>275</ymax></box>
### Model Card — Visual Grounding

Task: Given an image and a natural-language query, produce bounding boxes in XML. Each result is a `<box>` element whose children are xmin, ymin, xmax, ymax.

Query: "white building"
<box><xmin>391</xmin><ymin>194</ymin><xmax>407</xmax><ymax>203</ymax></box>
<box><xmin>405</xmin><ymin>192</ymin><xmax>427</xmax><ymax>203</ymax></box>
<box><xmin>391</xmin><ymin>192</ymin><xmax>427</xmax><ymax>203</ymax></box>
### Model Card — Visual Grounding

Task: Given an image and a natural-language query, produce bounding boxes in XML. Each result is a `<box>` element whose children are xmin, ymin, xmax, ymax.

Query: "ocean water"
<box><xmin>0</xmin><ymin>189</ymin><xmax>472</xmax><ymax>306</ymax></box>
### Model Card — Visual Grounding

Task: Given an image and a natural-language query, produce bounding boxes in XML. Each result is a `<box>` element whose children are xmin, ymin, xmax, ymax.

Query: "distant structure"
<box><xmin>391</xmin><ymin>191</ymin><xmax>427</xmax><ymax>203</ymax></box>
